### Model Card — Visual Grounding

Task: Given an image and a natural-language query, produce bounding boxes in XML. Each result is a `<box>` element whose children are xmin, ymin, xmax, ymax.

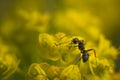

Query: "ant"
<box><xmin>71</xmin><ymin>38</ymin><xmax>96</xmax><ymax>63</ymax></box>
<box><xmin>55</xmin><ymin>37</ymin><xmax>96</xmax><ymax>63</ymax></box>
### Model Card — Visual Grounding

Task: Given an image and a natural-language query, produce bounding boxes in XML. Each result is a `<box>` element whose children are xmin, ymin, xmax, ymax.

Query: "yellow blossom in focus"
<box><xmin>26</xmin><ymin>63</ymin><xmax>49</xmax><ymax>80</ymax></box>
<box><xmin>40</xmin><ymin>63</ymin><xmax>60</xmax><ymax>79</ymax></box>
<box><xmin>39</xmin><ymin>33</ymin><xmax>60</xmax><ymax>61</ymax></box>
<box><xmin>60</xmin><ymin>65</ymin><xmax>81</xmax><ymax>80</ymax></box>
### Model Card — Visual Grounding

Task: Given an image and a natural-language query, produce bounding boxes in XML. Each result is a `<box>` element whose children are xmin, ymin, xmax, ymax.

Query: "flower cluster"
<box><xmin>26</xmin><ymin>32</ymin><xmax>118</xmax><ymax>80</ymax></box>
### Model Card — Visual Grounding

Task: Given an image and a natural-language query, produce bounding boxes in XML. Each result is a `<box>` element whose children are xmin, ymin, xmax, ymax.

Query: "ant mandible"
<box><xmin>71</xmin><ymin>38</ymin><xmax>96</xmax><ymax>63</ymax></box>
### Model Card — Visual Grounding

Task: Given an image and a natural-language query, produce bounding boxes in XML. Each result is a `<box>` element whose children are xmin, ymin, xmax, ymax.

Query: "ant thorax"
<box><xmin>78</xmin><ymin>41</ymin><xmax>85</xmax><ymax>50</ymax></box>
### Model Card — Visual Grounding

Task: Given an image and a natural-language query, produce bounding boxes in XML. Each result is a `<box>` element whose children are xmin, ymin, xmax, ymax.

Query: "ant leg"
<box><xmin>87</xmin><ymin>49</ymin><xmax>97</xmax><ymax>65</ymax></box>
<box><xmin>55</xmin><ymin>36</ymin><xmax>73</xmax><ymax>46</ymax></box>
<box><xmin>55</xmin><ymin>33</ymin><xmax>67</xmax><ymax>46</ymax></box>
<box><xmin>87</xmin><ymin>49</ymin><xmax>96</xmax><ymax>57</ymax></box>
<box><xmin>67</xmin><ymin>45</ymin><xmax>78</xmax><ymax>49</ymax></box>
<box><xmin>55</xmin><ymin>41</ymin><xmax>71</xmax><ymax>46</ymax></box>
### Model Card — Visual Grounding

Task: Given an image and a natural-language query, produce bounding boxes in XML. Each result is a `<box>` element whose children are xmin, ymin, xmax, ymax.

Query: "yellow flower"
<box><xmin>60</xmin><ymin>65</ymin><xmax>81</xmax><ymax>80</ymax></box>
<box><xmin>39</xmin><ymin>33</ymin><xmax>56</xmax><ymax>48</ymax></box>
<box><xmin>26</xmin><ymin>63</ymin><xmax>49</xmax><ymax>80</ymax></box>
<box><xmin>39</xmin><ymin>33</ymin><xmax>60</xmax><ymax>61</ymax></box>
<box><xmin>0</xmin><ymin>43</ymin><xmax>20</xmax><ymax>80</ymax></box>
<box><xmin>2</xmin><ymin>54</ymin><xmax>20</xmax><ymax>79</ymax></box>
<box><xmin>40</xmin><ymin>63</ymin><xmax>60</xmax><ymax>79</ymax></box>
<box><xmin>89</xmin><ymin>58</ymin><xmax>114</xmax><ymax>77</ymax></box>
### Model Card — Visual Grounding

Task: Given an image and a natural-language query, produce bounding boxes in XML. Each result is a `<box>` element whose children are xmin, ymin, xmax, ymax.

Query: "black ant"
<box><xmin>71</xmin><ymin>38</ymin><xmax>96</xmax><ymax>63</ymax></box>
<box><xmin>55</xmin><ymin>37</ymin><xmax>96</xmax><ymax>63</ymax></box>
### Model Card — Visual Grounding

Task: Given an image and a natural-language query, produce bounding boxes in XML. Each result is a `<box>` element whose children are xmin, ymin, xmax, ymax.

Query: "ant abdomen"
<box><xmin>82</xmin><ymin>52</ymin><xmax>89</xmax><ymax>62</ymax></box>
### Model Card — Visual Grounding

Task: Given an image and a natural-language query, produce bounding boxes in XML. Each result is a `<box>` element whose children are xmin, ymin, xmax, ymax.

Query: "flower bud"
<box><xmin>0</xmin><ymin>44</ymin><xmax>20</xmax><ymax>80</ymax></box>
<box><xmin>39</xmin><ymin>33</ymin><xmax>60</xmax><ymax>61</ymax></box>
<box><xmin>26</xmin><ymin>63</ymin><xmax>49</xmax><ymax>80</ymax></box>
<box><xmin>39</xmin><ymin>33</ymin><xmax>56</xmax><ymax>48</ymax></box>
<box><xmin>40</xmin><ymin>63</ymin><xmax>60</xmax><ymax>79</ymax></box>
<box><xmin>60</xmin><ymin>65</ymin><xmax>81</xmax><ymax>80</ymax></box>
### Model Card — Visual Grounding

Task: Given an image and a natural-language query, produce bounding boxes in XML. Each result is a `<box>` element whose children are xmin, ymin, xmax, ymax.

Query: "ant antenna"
<box><xmin>55</xmin><ymin>37</ymin><xmax>74</xmax><ymax>46</ymax></box>
<box><xmin>55</xmin><ymin>33</ymin><xmax>69</xmax><ymax>46</ymax></box>
<box><xmin>55</xmin><ymin>41</ymin><xmax>70</xmax><ymax>46</ymax></box>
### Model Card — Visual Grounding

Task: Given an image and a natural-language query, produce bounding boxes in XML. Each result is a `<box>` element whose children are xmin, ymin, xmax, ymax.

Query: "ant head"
<box><xmin>72</xmin><ymin>38</ymin><xmax>79</xmax><ymax>44</ymax></box>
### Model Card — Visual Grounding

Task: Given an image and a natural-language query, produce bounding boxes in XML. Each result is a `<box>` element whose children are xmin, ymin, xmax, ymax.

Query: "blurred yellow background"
<box><xmin>0</xmin><ymin>0</ymin><xmax>120</xmax><ymax>80</ymax></box>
